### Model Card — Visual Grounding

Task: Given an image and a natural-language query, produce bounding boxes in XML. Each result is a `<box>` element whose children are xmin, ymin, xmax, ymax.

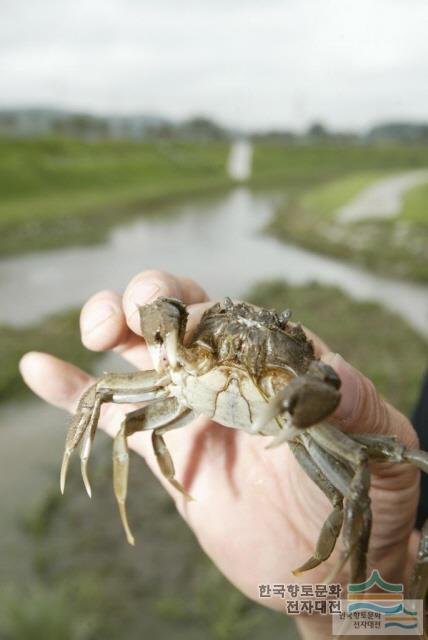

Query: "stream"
<box><xmin>1</xmin><ymin>187</ymin><xmax>427</xmax><ymax>337</ymax></box>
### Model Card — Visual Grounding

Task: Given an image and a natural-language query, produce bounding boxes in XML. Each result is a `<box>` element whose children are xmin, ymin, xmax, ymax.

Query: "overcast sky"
<box><xmin>1</xmin><ymin>0</ymin><xmax>428</xmax><ymax>131</ymax></box>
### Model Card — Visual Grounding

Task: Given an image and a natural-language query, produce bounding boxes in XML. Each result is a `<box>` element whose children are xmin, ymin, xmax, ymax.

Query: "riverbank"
<box><xmin>0</xmin><ymin>137</ymin><xmax>231</xmax><ymax>255</ymax></box>
<box><xmin>0</xmin><ymin>309</ymin><xmax>99</xmax><ymax>402</ymax></box>
<box><xmin>3</xmin><ymin>139</ymin><xmax>428</xmax><ymax>259</ymax></box>
<box><xmin>268</xmin><ymin>169</ymin><xmax>428</xmax><ymax>283</ymax></box>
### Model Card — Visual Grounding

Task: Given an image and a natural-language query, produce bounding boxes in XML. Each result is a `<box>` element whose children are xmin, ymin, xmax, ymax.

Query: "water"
<box><xmin>1</xmin><ymin>187</ymin><xmax>427</xmax><ymax>338</ymax></box>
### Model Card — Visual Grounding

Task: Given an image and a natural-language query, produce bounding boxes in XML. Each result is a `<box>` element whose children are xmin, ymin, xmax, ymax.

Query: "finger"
<box><xmin>302</xmin><ymin>326</ymin><xmax>330</xmax><ymax>358</ymax></box>
<box><xmin>80</xmin><ymin>271</ymin><xmax>208</xmax><ymax>365</ymax></box>
<box><xmin>80</xmin><ymin>289</ymin><xmax>152</xmax><ymax>369</ymax></box>
<box><xmin>123</xmin><ymin>269</ymin><xmax>208</xmax><ymax>335</ymax></box>
<box><xmin>322</xmin><ymin>352</ymin><xmax>418</xmax><ymax>449</ymax></box>
<box><xmin>115</xmin><ymin>300</ymin><xmax>214</xmax><ymax>369</ymax></box>
<box><xmin>80</xmin><ymin>289</ymin><xmax>131</xmax><ymax>352</ymax></box>
<box><xmin>19</xmin><ymin>351</ymin><xmax>92</xmax><ymax>413</ymax></box>
<box><xmin>19</xmin><ymin>351</ymin><xmax>137</xmax><ymax>442</ymax></box>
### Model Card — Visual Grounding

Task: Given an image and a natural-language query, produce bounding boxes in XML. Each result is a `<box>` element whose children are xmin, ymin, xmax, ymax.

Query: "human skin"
<box><xmin>19</xmin><ymin>269</ymin><xmax>422</xmax><ymax>640</ymax></box>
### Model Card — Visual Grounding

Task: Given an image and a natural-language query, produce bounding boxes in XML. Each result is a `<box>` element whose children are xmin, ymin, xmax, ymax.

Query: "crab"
<box><xmin>60</xmin><ymin>296</ymin><xmax>428</xmax><ymax>590</ymax></box>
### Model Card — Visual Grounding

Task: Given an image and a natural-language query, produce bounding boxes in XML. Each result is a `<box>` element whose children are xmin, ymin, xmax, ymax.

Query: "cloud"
<box><xmin>1</xmin><ymin>0</ymin><xmax>428</xmax><ymax>129</ymax></box>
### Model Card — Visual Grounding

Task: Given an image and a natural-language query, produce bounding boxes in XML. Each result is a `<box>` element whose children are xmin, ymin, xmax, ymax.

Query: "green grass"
<box><xmin>0</xmin><ymin>309</ymin><xmax>99</xmax><ymax>402</ymax></box>
<box><xmin>401</xmin><ymin>180</ymin><xmax>428</xmax><ymax>223</ymax></box>
<box><xmin>268</xmin><ymin>168</ymin><xmax>428</xmax><ymax>283</ymax></box>
<box><xmin>252</xmin><ymin>142</ymin><xmax>428</xmax><ymax>186</ymax></box>
<box><xmin>7</xmin><ymin>446</ymin><xmax>299</xmax><ymax>640</ymax></box>
<box><xmin>300</xmin><ymin>171</ymin><xmax>386</xmax><ymax>218</ymax></box>
<box><xmin>0</xmin><ymin>137</ymin><xmax>230</xmax><ymax>255</ymax></box>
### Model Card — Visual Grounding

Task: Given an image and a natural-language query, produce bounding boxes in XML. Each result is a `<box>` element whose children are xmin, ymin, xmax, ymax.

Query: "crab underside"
<box><xmin>60</xmin><ymin>296</ymin><xmax>428</xmax><ymax>602</ymax></box>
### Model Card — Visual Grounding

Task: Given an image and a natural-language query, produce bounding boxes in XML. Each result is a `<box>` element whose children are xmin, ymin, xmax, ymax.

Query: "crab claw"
<box><xmin>60</xmin><ymin>449</ymin><xmax>72</xmax><ymax>494</ymax></box>
<box><xmin>256</xmin><ymin>362</ymin><xmax>341</xmax><ymax>433</ymax></box>
<box><xmin>139</xmin><ymin>297</ymin><xmax>187</xmax><ymax>371</ymax></box>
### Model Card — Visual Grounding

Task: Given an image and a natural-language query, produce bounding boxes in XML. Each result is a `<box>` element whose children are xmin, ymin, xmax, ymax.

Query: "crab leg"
<box><xmin>288</xmin><ymin>440</ymin><xmax>344</xmax><ymax>575</ymax></box>
<box><xmin>152</xmin><ymin>421</ymin><xmax>195</xmax><ymax>502</ymax></box>
<box><xmin>408</xmin><ymin>519</ymin><xmax>428</xmax><ymax>615</ymax></box>
<box><xmin>352</xmin><ymin>433</ymin><xmax>428</xmax><ymax>473</ymax></box>
<box><xmin>113</xmin><ymin>398</ymin><xmax>192</xmax><ymax>545</ymax></box>
<box><xmin>61</xmin><ymin>370</ymin><xmax>168</xmax><ymax>497</ymax></box>
<box><xmin>301</xmin><ymin>429</ymin><xmax>371</xmax><ymax>583</ymax></box>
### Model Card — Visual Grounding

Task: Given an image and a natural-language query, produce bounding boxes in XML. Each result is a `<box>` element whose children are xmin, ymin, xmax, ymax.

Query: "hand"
<box><xmin>20</xmin><ymin>270</ymin><xmax>422</xmax><ymax>640</ymax></box>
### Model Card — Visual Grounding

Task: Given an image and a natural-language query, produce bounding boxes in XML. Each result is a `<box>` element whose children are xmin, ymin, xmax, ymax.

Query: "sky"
<box><xmin>1</xmin><ymin>0</ymin><xmax>428</xmax><ymax>131</ymax></box>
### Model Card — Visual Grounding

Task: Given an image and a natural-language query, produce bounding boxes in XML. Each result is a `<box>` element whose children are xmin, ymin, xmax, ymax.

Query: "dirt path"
<box><xmin>337</xmin><ymin>168</ymin><xmax>428</xmax><ymax>223</ymax></box>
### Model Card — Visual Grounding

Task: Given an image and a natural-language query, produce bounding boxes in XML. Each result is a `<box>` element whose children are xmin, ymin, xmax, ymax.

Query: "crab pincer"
<box><xmin>139</xmin><ymin>297</ymin><xmax>188</xmax><ymax>372</ymax></box>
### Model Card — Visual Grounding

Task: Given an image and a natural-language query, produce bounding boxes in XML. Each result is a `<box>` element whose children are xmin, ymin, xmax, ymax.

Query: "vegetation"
<box><xmin>267</xmin><ymin>166</ymin><xmax>428</xmax><ymax>283</ymax></box>
<box><xmin>402</xmin><ymin>180</ymin><xmax>428</xmax><ymax>224</ymax></box>
<box><xmin>1</xmin><ymin>445</ymin><xmax>298</xmax><ymax>640</ymax></box>
<box><xmin>0</xmin><ymin>137</ymin><xmax>230</xmax><ymax>255</ymax></box>
<box><xmin>2</xmin><ymin>138</ymin><xmax>428</xmax><ymax>259</ymax></box>
<box><xmin>299</xmin><ymin>171</ymin><xmax>384</xmax><ymax>216</ymax></box>
<box><xmin>0</xmin><ymin>309</ymin><xmax>98</xmax><ymax>402</ymax></box>
<box><xmin>252</xmin><ymin>142</ymin><xmax>428</xmax><ymax>186</ymax></box>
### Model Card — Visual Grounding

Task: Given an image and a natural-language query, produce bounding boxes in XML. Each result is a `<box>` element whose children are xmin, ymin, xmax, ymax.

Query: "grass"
<box><xmin>268</xmin><ymin>168</ymin><xmax>428</xmax><ymax>283</ymax></box>
<box><xmin>0</xmin><ymin>309</ymin><xmax>99</xmax><ymax>402</ymax></box>
<box><xmin>401</xmin><ymin>180</ymin><xmax>428</xmax><ymax>223</ymax></box>
<box><xmin>0</xmin><ymin>137</ymin><xmax>231</xmax><ymax>255</ymax></box>
<box><xmin>252</xmin><ymin>142</ymin><xmax>428</xmax><ymax>186</ymax></box>
<box><xmin>300</xmin><ymin>171</ymin><xmax>386</xmax><ymax>217</ymax></box>
<box><xmin>5</xmin><ymin>447</ymin><xmax>299</xmax><ymax>640</ymax></box>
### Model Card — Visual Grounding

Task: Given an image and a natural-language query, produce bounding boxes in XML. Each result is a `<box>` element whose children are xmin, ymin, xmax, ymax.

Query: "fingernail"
<box><xmin>127</xmin><ymin>280</ymin><xmax>162</xmax><ymax>306</ymax></box>
<box><xmin>81</xmin><ymin>301</ymin><xmax>118</xmax><ymax>336</ymax></box>
<box><xmin>322</xmin><ymin>352</ymin><xmax>359</xmax><ymax>423</ymax></box>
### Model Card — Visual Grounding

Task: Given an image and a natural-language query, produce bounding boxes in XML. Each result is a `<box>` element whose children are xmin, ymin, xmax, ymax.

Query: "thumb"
<box><xmin>322</xmin><ymin>353</ymin><xmax>419</xmax><ymax>451</ymax></box>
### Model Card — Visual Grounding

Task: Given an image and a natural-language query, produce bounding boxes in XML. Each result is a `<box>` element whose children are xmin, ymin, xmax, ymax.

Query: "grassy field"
<box><xmin>1</xmin><ymin>281</ymin><xmax>426</xmax><ymax>639</ymax></box>
<box><xmin>402</xmin><ymin>180</ymin><xmax>428</xmax><ymax>223</ymax></box>
<box><xmin>252</xmin><ymin>142</ymin><xmax>428</xmax><ymax>186</ymax></box>
<box><xmin>299</xmin><ymin>171</ymin><xmax>385</xmax><ymax>216</ymax></box>
<box><xmin>0</xmin><ymin>138</ymin><xmax>230</xmax><ymax>255</ymax></box>
<box><xmin>267</xmin><ymin>164</ymin><xmax>428</xmax><ymax>283</ymax></box>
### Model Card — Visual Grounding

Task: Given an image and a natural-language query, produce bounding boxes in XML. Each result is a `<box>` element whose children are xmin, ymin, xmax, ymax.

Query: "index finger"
<box><xmin>122</xmin><ymin>269</ymin><xmax>209</xmax><ymax>336</ymax></box>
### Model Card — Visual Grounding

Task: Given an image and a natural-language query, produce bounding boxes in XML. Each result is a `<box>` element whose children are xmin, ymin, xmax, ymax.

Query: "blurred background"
<box><xmin>1</xmin><ymin>1</ymin><xmax>428</xmax><ymax>638</ymax></box>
